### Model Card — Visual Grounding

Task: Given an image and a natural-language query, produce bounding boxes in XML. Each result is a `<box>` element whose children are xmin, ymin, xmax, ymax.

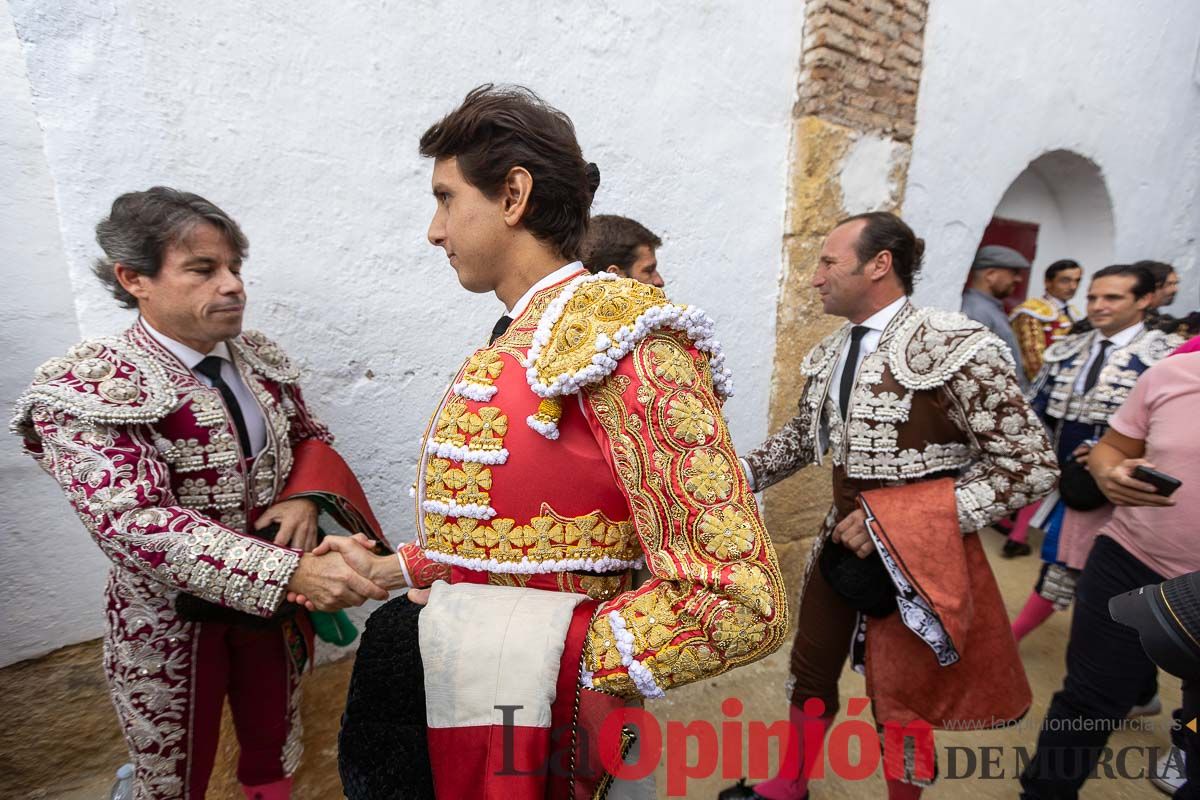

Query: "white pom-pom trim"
<box><xmin>452</xmin><ymin>380</ymin><xmax>498</xmax><ymax>401</ymax></box>
<box><xmin>424</xmin><ymin>439</ymin><xmax>509</xmax><ymax>465</ymax></box>
<box><xmin>420</xmin><ymin>499</ymin><xmax>497</xmax><ymax>520</ymax></box>
<box><xmin>522</xmin><ymin>272</ymin><xmax>734</xmax><ymax>401</ymax></box>
<box><xmin>424</xmin><ymin>550</ymin><xmax>644</xmax><ymax>575</ymax></box>
<box><xmin>607</xmin><ymin>610</ymin><xmax>665</xmax><ymax>699</ymax></box>
<box><xmin>525</xmin><ymin>415</ymin><xmax>561</xmax><ymax>439</ymax></box>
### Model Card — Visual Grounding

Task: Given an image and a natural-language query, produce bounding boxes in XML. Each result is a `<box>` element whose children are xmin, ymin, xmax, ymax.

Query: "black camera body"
<box><xmin>1110</xmin><ymin>570</ymin><xmax>1200</xmax><ymax>682</ymax></box>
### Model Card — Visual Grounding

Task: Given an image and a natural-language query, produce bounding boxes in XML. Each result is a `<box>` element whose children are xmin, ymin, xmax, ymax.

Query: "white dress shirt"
<box><xmin>830</xmin><ymin>295</ymin><xmax>908</xmax><ymax>414</ymax></box>
<box><xmin>1051</xmin><ymin>295</ymin><xmax>1080</xmax><ymax>323</ymax></box>
<box><xmin>142</xmin><ymin>318</ymin><xmax>268</xmax><ymax>457</ymax></box>
<box><xmin>1073</xmin><ymin>321</ymin><xmax>1144</xmax><ymax>394</ymax></box>
<box><xmin>741</xmin><ymin>295</ymin><xmax>908</xmax><ymax>491</ymax></box>
<box><xmin>505</xmin><ymin>262</ymin><xmax>586</xmax><ymax>319</ymax></box>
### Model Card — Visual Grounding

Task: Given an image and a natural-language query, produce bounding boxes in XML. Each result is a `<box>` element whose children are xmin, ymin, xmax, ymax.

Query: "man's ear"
<box><xmin>501</xmin><ymin>167</ymin><xmax>534</xmax><ymax>228</ymax></box>
<box><xmin>605</xmin><ymin>265</ymin><xmax>624</xmax><ymax>276</ymax></box>
<box><xmin>114</xmin><ymin>263</ymin><xmax>151</xmax><ymax>302</ymax></box>
<box><xmin>1136</xmin><ymin>292</ymin><xmax>1155</xmax><ymax>312</ymax></box>
<box><xmin>869</xmin><ymin>250</ymin><xmax>894</xmax><ymax>282</ymax></box>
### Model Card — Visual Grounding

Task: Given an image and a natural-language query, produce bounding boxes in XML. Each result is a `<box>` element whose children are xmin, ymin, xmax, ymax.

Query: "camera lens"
<box><xmin>1109</xmin><ymin>570</ymin><xmax>1200</xmax><ymax>682</ymax></box>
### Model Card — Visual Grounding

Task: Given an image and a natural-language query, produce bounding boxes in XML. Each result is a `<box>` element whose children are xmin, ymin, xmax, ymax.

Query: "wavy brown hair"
<box><xmin>419</xmin><ymin>84</ymin><xmax>599</xmax><ymax>261</ymax></box>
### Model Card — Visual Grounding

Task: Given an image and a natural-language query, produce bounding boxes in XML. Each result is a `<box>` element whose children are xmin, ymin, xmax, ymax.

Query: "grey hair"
<box><xmin>93</xmin><ymin>186</ymin><xmax>249</xmax><ymax>308</ymax></box>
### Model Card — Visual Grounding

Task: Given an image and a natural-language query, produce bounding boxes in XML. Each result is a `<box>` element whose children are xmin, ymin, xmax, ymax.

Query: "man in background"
<box><xmin>581</xmin><ymin>213</ymin><xmax>665</xmax><ymax>287</ymax></box>
<box><xmin>961</xmin><ymin>244</ymin><xmax>1032</xmax><ymax>389</ymax></box>
<box><xmin>1140</xmin><ymin>259</ymin><xmax>1200</xmax><ymax>338</ymax></box>
<box><xmin>1010</xmin><ymin>258</ymin><xmax>1083</xmax><ymax>381</ymax></box>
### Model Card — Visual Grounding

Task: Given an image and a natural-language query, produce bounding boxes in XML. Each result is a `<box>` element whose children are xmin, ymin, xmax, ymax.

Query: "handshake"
<box><xmin>283</xmin><ymin>533</ymin><xmax>430</xmax><ymax>611</ymax></box>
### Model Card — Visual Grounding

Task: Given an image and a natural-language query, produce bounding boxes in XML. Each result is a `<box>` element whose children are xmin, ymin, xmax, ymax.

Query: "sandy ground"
<box><xmin>653</xmin><ymin>528</ymin><xmax>1181</xmax><ymax>798</ymax></box>
<box><xmin>45</xmin><ymin>528</ymin><xmax>1181</xmax><ymax>799</ymax></box>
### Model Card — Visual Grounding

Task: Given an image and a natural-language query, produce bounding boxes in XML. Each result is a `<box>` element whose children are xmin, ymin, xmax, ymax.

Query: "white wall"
<box><xmin>0</xmin><ymin>0</ymin><xmax>802</xmax><ymax>665</ymax></box>
<box><xmin>0</xmin><ymin>2</ymin><xmax>112</xmax><ymax>666</ymax></box>
<box><xmin>905</xmin><ymin>0</ymin><xmax>1200</xmax><ymax>314</ymax></box>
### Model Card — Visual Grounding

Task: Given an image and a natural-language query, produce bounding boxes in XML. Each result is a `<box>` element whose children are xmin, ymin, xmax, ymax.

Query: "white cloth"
<box><xmin>141</xmin><ymin>317</ymin><xmax>268</xmax><ymax>456</ymax></box>
<box><xmin>1073</xmin><ymin>321</ymin><xmax>1144</xmax><ymax>394</ymax></box>
<box><xmin>419</xmin><ymin>580</ymin><xmax>587</xmax><ymax>729</ymax></box>
<box><xmin>505</xmin><ymin>261</ymin><xmax>585</xmax><ymax>319</ymax></box>
<box><xmin>830</xmin><ymin>295</ymin><xmax>908</xmax><ymax>414</ymax></box>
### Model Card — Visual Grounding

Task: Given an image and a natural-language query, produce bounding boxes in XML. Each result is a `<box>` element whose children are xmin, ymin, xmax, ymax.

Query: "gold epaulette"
<box><xmin>1009</xmin><ymin>297</ymin><xmax>1057</xmax><ymax>323</ymax></box>
<box><xmin>524</xmin><ymin>273</ymin><xmax>733</xmax><ymax>399</ymax></box>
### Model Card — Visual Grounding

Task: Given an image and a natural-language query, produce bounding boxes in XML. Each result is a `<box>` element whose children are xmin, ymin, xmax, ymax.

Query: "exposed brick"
<box><xmin>797</xmin><ymin>0</ymin><xmax>927</xmax><ymax>139</ymax></box>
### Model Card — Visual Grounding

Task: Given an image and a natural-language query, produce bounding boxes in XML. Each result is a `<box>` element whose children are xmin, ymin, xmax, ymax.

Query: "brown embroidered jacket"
<box><xmin>744</xmin><ymin>303</ymin><xmax>1059</xmax><ymax>534</ymax></box>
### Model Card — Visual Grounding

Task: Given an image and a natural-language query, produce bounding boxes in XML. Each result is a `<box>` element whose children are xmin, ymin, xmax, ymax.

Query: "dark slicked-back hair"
<box><xmin>581</xmin><ymin>215</ymin><xmax>662</xmax><ymax>274</ymax></box>
<box><xmin>1131</xmin><ymin>260</ymin><xmax>1175</xmax><ymax>288</ymax></box>
<box><xmin>93</xmin><ymin>187</ymin><xmax>248</xmax><ymax>308</ymax></box>
<box><xmin>1045</xmin><ymin>259</ymin><xmax>1081</xmax><ymax>282</ymax></box>
<box><xmin>1092</xmin><ymin>264</ymin><xmax>1156</xmax><ymax>299</ymax></box>
<box><xmin>837</xmin><ymin>211</ymin><xmax>925</xmax><ymax>294</ymax></box>
<box><xmin>419</xmin><ymin>84</ymin><xmax>599</xmax><ymax>261</ymax></box>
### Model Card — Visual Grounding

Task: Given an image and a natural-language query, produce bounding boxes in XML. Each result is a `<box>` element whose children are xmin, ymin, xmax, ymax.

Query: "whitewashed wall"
<box><xmin>0</xmin><ymin>0</ymin><xmax>803</xmax><ymax>666</ymax></box>
<box><xmin>906</xmin><ymin>0</ymin><xmax>1200</xmax><ymax>313</ymax></box>
<box><xmin>1</xmin><ymin>0</ymin><xmax>111</xmax><ymax>666</ymax></box>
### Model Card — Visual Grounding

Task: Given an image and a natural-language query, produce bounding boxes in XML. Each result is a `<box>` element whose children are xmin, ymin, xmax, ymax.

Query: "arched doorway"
<box><xmin>978</xmin><ymin>150</ymin><xmax>1115</xmax><ymax>311</ymax></box>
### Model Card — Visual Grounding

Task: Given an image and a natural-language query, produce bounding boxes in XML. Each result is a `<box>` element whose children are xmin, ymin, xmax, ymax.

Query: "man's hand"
<box><xmin>257</xmin><ymin>497</ymin><xmax>319</xmax><ymax>551</ymax></box>
<box><xmin>1094</xmin><ymin>458</ymin><xmax>1176</xmax><ymax>508</ymax></box>
<box><xmin>288</xmin><ymin>533</ymin><xmax>408</xmax><ymax>610</ymax></box>
<box><xmin>1071</xmin><ymin>442</ymin><xmax>1093</xmax><ymax>466</ymax></box>
<box><xmin>832</xmin><ymin>508</ymin><xmax>875</xmax><ymax>558</ymax></box>
<box><xmin>285</xmin><ymin>550</ymin><xmax>389</xmax><ymax>611</ymax></box>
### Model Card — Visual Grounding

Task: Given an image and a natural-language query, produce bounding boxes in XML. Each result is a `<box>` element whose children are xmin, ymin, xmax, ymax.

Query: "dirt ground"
<box><xmin>45</xmin><ymin>528</ymin><xmax>1179</xmax><ymax>799</ymax></box>
<box><xmin>651</xmin><ymin>528</ymin><xmax>1181</xmax><ymax>798</ymax></box>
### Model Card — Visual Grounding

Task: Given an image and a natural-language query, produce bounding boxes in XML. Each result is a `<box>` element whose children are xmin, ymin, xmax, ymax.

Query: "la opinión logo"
<box><xmin>497</xmin><ymin>696</ymin><xmax>936</xmax><ymax>795</ymax></box>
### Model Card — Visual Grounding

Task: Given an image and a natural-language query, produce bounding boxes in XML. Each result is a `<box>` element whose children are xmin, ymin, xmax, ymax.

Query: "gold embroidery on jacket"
<box><xmin>422</xmin><ymin>505</ymin><xmax>639</xmax><ymax>565</ymax></box>
<box><xmin>583</xmin><ymin>331</ymin><xmax>787</xmax><ymax>696</ymax></box>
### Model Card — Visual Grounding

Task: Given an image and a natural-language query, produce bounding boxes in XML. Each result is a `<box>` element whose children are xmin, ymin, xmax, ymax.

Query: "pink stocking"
<box><xmin>753</xmin><ymin>700</ymin><xmax>832</xmax><ymax>800</ymax></box>
<box><xmin>1012</xmin><ymin>590</ymin><xmax>1056</xmax><ymax>641</ymax></box>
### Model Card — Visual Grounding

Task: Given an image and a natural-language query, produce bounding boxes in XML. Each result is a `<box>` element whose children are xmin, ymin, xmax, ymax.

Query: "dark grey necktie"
<box><xmin>489</xmin><ymin>315</ymin><xmax>513</xmax><ymax>345</ymax></box>
<box><xmin>839</xmin><ymin>326</ymin><xmax>870</xmax><ymax>419</ymax></box>
<box><xmin>195</xmin><ymin>355</ymin><xmax>252</xmax><ymax>457</ymax></box>
<box><xmin>1082</xmin><ymin>339</ymin><xmax>1113</xmax><ymax>394</ymax></box>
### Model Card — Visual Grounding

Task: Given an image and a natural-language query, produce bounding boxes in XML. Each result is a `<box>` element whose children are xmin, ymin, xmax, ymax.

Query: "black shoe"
<box><xmin>717</xmin><ymin>779</ymin><xmax>806</xmax><ymax>800</ymax></box>
<box><xmin>1002</xmin><ymin>539</ymin><xmax>1032</xmax><ymax>558</ymax></box>
<box><xmin>719</xmin><ymin>779</ymin><xmax>757</xmax><ymax>799</ymax></box>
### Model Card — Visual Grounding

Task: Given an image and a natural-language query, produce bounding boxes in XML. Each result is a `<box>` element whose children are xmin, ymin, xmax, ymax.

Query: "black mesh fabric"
<box><xmin>1161</xmin><ymin>571</ymin><xmax>1200</xmax><ymax>655</ymax></box>
<box><xmin>339</xmin><ymin>595</ymin><xmax>434</xmax><ymax>799</ymax></box>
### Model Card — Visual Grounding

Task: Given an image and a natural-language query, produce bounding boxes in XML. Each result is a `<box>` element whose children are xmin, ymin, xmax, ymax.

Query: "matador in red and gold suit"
<box><xmin>12</xmin><ymin>320</ymin><xmax>384</xmax><ymax>799</ymax></box>
<box><xmin>339</xmin><ymin>265</ymin><xmax>790</xmax><ymax>799</ymax></box>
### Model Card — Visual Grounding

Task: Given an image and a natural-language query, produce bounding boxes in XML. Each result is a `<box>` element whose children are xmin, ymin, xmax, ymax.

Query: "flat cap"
<box><xmin>971</xmin><ymin>244</ymin><xmax>1031</xmax><ymax>271</ymax></box>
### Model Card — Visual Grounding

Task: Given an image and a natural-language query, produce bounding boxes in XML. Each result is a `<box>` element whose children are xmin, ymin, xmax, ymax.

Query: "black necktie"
<box><xmin>839</xmin><ymin>326</ymin><xmax>870</xmax><ymax>420</ymax></box>
<box><xmin>489</xmin><ymin>315</ymin><xmax>512</xmax><ymax>344</ymax></box>
<box><xmin>195</xmin><ymin>355</ymin><xmax>253</xmax><ymax>457</ymax></box>
<box><xmin>1082</xmin><ymin>339</ymin><xmax>1113</xmax><ymax>394</ymax></box>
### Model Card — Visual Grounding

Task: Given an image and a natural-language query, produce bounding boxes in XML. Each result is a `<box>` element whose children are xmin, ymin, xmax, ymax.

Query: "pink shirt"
<box><xmin>1101</xmin><ymin>352</ymin><xmax>1200</xmax><ymax>578</ymax></box>
<box><xmin>1173</xmin><ymin>335</ymin><xmax>1200</xmax><ymax>356</ymax></box>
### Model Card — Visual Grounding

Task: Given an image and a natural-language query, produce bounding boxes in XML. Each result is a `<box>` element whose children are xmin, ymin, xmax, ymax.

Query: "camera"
<box><xmin>1109</xmin><ymin>570</ymin><xmax>1200</xmax><ymax>682</ymax></box>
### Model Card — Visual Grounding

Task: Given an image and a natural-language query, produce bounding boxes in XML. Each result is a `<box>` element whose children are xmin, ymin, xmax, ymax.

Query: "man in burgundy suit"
<box><xmin>12</xmin><ymin>187</ymin><xmax>388</xmax><ymax>799</ymax></box>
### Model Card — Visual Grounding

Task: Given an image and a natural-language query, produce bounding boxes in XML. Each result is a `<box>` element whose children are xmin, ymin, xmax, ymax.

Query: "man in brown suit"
<box><xmin>734</xmin><ymin>212</ymin><xmax>1058</xmax><ymax>800</ymax></box>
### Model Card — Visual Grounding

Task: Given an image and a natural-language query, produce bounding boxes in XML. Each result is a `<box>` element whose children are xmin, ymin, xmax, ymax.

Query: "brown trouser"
<box><xmin>786</xmin><ymin>550</ymin><xmax>859</xmax><ymax>717</ymax></box>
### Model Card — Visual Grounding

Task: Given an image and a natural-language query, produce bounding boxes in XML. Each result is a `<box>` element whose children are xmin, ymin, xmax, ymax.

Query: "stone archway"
<box><xmin>991</xmin><ymin>149</ymin><xmax>1116</xmax><ymax>280</ymax></box>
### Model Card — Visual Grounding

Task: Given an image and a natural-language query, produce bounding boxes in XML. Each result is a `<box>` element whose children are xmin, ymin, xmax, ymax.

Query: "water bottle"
<box><xmin>109</xmin><ymin>763</ymin><xmax>134</xmax><ymax>800</ymax></box>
